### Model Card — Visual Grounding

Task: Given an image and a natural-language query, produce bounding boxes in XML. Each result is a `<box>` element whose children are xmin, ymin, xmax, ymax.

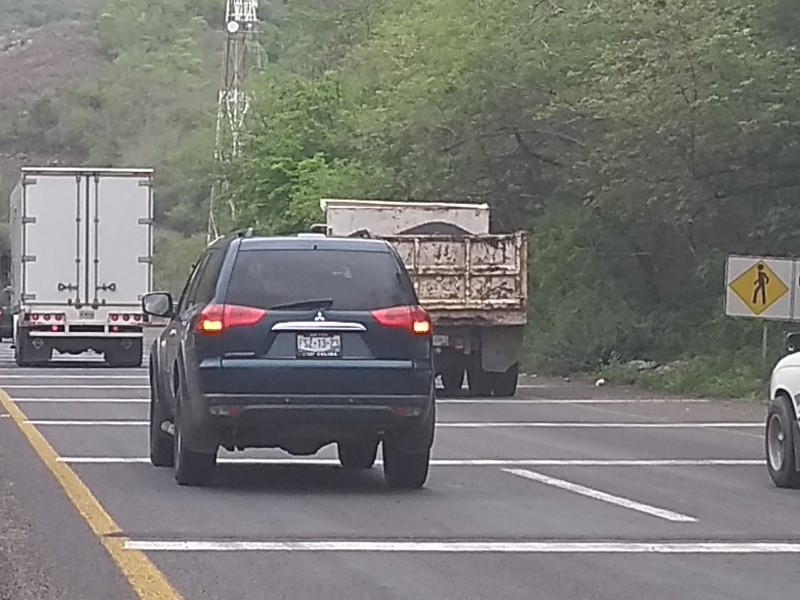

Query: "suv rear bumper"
<box><xmin>180</xmin><ymin>393</ymin><xmax>435</xmax><ymax>454</ymax></box>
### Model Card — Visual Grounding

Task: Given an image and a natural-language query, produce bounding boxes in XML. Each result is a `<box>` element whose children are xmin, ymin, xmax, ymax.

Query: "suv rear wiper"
<box><xmin>269</xmin><ymin>298</ymin><xmax>335</xmax><ymax>311</ymax></box>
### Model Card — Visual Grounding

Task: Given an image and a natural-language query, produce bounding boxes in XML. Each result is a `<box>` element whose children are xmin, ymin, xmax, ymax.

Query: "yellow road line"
<box><xmin>0</xmin><ymin>389</ymin><xmax>182</xmax><ymax>600</ymax></box>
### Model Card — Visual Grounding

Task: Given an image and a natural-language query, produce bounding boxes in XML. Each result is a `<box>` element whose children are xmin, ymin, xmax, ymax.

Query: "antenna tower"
<box><xmin>207</xmin><ymin>0</ymin><xmax>261</xmax><ymax>242</ymax></box>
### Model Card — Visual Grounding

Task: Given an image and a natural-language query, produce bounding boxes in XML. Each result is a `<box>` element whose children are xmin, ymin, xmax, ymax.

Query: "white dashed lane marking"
<box><xmin>123</xmin><ymin>540</ymin><xmax>800</xmax><ymax>554</ymax></box>
<box><xmin>503</xmin><ymin>468</ymin><xmax>697</xmax><ymax>522</ymax></box>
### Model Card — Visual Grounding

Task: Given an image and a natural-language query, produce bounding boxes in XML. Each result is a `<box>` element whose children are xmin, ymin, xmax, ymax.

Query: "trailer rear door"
<box><xmin>90</xmin><ymin>174</ymin><xmax>153</xmax><ymax>306</ymax></box>
<box><xmin>20</xmin><ymin>173</ymin><xmax>83</xmax><ymax>305</ymax></box>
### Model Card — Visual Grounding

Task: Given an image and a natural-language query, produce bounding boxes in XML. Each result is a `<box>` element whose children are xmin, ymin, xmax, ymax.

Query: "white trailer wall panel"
<box><xmin>11</xmin><ymin>168</ymin><xmax>153</xmax><ymax>308</ymax></box>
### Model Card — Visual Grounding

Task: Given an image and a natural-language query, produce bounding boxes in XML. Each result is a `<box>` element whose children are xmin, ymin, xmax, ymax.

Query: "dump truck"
<box><xmin>321</xmin><ymin>199</ymin><xmax>527</xmax><ymax>396</ymax></box>
<box><xmin>8</xmin><ymin>167</ymin><xmax>154</xmax><ymax>367</ymax></box>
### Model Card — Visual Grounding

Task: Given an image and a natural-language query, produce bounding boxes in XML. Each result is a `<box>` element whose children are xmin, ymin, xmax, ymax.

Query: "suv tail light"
<box><xmin>196</xmin><ymin>304</ymin><xmax>267</xmax><ymax>334</ymax></box>
<box><xmin>371</xmin><ymin>306</ymin><xmax>432</xmax><ymax>336</ymax></box>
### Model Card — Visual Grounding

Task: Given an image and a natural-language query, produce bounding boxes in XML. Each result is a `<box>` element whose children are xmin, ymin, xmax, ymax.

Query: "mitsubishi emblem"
<box><xmin>314</xmin><ymin>311</ymin><xmax>325</xmax><ymax>321</ymax></box>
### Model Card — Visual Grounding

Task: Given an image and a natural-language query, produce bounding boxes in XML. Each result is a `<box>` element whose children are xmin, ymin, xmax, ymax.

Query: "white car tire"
<box><xmin>765</xmin><ymin>394</ymin><xmax>800</xmax><ymax>489</ymax></box>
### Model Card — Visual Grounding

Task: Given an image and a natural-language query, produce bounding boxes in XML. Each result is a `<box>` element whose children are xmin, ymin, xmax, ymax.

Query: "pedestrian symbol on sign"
<box><xmin>753</xmin><ymin>263</ymin><xmax>770</xmax><ymax>305</ymax></box>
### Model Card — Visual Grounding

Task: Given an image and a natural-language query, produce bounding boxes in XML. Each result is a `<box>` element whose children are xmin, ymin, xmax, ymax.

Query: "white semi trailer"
<box><xmin>322</xmin><ymin>199</ymin><xmax>528</xmax><ymax>397</ymax></box>
<box><xmin>9</xmin><ymin>167</ymin><xmax>154</xmax><ymax>367</ymax></box>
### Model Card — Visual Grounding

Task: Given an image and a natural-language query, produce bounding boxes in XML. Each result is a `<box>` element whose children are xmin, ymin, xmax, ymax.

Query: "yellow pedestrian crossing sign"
<box><xmin>729</xmin><ymin>261</ymin><xmax>789</xmax><ymax>315</ymax></box>
<box><xmin>726</xmin><ymin>256</ymin><xmax>794</xmax><ymax>320</ymax></box>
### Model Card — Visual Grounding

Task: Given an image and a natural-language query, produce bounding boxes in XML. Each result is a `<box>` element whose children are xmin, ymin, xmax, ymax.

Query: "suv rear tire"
<box><xmin>337</xmin><ymin>439</ymin><xmax>378</xmax><ymax>469</ymax></box>
<box><xmin>149</xmin><ymin>366</ymin><xmax>174</xmax><ymax>468</ymax></box>
<box><xmin>383</xmin><ymin>442</ymin><xmax>431</xmax><ymax>489</ymax></box>
<box><xmin>174</xmin><ymin>411</ymin><xmax>216</xmax><ymax>486</ymax></box>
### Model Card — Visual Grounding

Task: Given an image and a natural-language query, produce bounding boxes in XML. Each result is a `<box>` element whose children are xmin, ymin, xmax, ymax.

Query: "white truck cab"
<box><xmin>766</xmin><ymin>332</ymin><xmax>800</xmax><ymax>487</ymax></box>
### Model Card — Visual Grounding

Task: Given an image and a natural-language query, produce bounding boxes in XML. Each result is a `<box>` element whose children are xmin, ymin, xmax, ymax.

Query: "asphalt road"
<box><xmin>1</xmin><ymin>337</ymin><xmax>798</xmax><ymax>599</ymax></box>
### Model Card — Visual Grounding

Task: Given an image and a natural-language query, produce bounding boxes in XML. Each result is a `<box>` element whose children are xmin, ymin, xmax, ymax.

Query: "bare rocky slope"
<box><xmin>0</xmin><ymin>19</ymin><xmax>107</xmax><ymax>184</ymax></box>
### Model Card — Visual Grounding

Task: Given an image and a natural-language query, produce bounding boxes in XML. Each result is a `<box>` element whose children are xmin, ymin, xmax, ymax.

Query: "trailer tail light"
<box><xmin>26</xmin><ymin>313</ymin><xmax>65</xmax><ymax>323</ymax></box>
<box><xmin>371</xmin><ymin>306</ymin><xmax>432</xmax><ymax>337</ymax></box>
<box><xmin>196</xmin><ymin>304</ymin><xmax>267</xmax><ymax>335</ymax></box>
<box><xmin>109</xmin><ymin>313</ymin><xmax>143</xmax><ymax>323</ymax></box>
<box><xmin>107</xmin><ymin>313</ymin><xmax>144</xmax><ymax>333</ymax></box>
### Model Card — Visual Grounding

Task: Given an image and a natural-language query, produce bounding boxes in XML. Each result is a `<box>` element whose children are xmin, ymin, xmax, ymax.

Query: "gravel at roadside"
<box><xmin>0</xmin><ymin>451</ymin><xmax>65</xmax><ymax>600</ymax></box>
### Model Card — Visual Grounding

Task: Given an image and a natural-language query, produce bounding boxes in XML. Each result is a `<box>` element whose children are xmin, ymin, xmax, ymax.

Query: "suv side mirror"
<box><xmin>786</xmin><ymin>333</ymin><xmax>800</xmax><ymax>354</ymax></box>
<box><xmin>142</xmin><ymin>292</ymin><xmax>174</xmax><ymax>318</ymax></box>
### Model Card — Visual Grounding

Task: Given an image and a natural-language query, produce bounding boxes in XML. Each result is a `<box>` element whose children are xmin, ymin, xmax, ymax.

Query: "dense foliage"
<box><xmin>3</xmin><ymin>0</ymin><xmax>799</xmax><ymax>394</ymax></box>
<box><xmin>221</xmin><ymin>0</ymin><xmax>800</xmax><ymax>394</ymax></box>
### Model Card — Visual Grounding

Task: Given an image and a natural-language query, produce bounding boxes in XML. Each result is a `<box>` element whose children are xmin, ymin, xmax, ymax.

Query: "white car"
<box><xmin>767</xmin><ymin>333</ymin><xmax>800</xmax><ymax>488</ymax></box>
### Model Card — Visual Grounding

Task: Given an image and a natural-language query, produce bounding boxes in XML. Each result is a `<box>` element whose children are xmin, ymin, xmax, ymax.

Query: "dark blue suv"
<box><xmin>142</xmin><ymin>232</ymin><xmax>436</xmax><ymax>489</ymax></box>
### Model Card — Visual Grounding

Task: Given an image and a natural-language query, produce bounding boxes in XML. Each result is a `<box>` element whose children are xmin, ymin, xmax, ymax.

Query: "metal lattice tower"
<box><xmin>207</xmin><ymin>0</ymin><xmax>261</xmax><ymax>242</ymax></box>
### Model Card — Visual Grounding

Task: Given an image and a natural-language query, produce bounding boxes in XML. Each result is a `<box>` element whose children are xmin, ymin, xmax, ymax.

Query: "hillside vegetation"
<box><xmin>0</xmin><ymin>0</ymin><xmax>98</xmax><ymax>33</ymax></box>
<box><xmin>2</xmin><ymin>0</ymin><xmax>799</xmax><ymax>396</ymax></box>
<box><xmin>0</xmin><ymin>0</ymin><xmax>220</xmax><ymax>293</ymax></box>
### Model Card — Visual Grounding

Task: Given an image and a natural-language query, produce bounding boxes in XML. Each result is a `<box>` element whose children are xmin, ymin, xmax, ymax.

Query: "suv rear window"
<box><xmin>225</xmin><ymin>248</ymin><xmax>415</xmax><ymax>311</ymax></box>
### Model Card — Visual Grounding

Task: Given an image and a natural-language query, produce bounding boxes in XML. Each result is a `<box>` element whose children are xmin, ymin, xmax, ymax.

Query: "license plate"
<box><xmin>296</xmin><ymin>333</ymin><xmax>341</xmax><ymax>358</ymax></box>
<box><xmin>79</xmin><ymin>310</ymin><xmax>95</xmax><ymax>319</ymax></box>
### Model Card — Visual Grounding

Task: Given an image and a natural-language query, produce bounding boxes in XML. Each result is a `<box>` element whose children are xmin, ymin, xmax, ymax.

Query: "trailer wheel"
<box><xmin>440</xmin><ymin>366</ymin><xmax>465</xmax><ymax>394</ymax></box>
<box><xmin>491</xmin><ymin>363</ymin><xmax>519</xmax><ymax>397</ymax></box>
<box><xmin>467</xmin><ymin>361</ymin><xmax>493</xmax><ymax>397</ymax></box>
<box><xmin>14</xmin><ymin>335</ymin><xmax>30</xmax><ymax>367</ymax></box>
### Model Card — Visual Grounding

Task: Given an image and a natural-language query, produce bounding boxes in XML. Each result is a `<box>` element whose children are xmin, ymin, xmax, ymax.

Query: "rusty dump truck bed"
<box><xmin>321</xmin><ymin>198</ymin><xmax>527</xmax><ymax>393</ymax></box>
<box><xmin>380</xmin><ymin>233</ymin><xmax>528</xmax><ymax>326</ymax></box>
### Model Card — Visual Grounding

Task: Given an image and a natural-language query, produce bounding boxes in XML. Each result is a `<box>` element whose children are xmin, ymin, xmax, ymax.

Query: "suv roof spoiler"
<box><xmin>206</xmin><ymin>227</ymin><xmax>255</xmax><ymax>248</ymax></box>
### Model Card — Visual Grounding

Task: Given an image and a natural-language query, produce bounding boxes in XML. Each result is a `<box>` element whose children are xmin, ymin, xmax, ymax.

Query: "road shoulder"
<box><xmin>0</xmin><ymin>417</ymin><xmax>139</xmax><ymax>600</ymax></box>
